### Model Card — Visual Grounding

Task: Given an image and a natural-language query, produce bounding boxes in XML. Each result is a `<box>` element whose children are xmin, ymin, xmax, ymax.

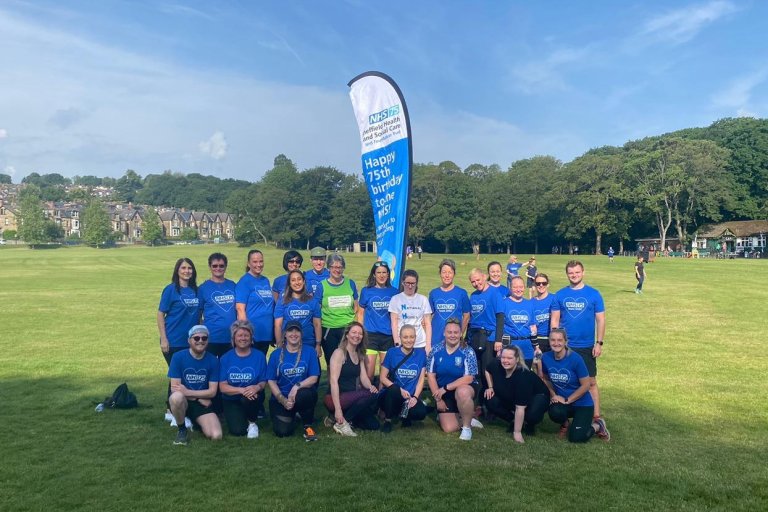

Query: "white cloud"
<box><xmin>199</xmin><ymin>131</ymin><xmax>228</xmax><ymax>160</ymax></box>
<box><xmin>0</xmin><ymin>128</ymin><xmax>7</xmax><ymax>138</ymax></box>
<box><xmin>641</xmin><ymin>1</ymin><xmax>736</xmax><ymax>44</ymax></box>
<box><xmin>710</xmin><ymin>69</ymin><xmax>768</xmax><ymax>114</ymax></box>
<box><xmin>511</xmin><ymin>47</ymin><xmax>589</xmax><ymax>94</ymax></box>
<box><xmin>3</xmin><ymin>165</ymin><xmax>16</xmax><ymax>177</ymax></box>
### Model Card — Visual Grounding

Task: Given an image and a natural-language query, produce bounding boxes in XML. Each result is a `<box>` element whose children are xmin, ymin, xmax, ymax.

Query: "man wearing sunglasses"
<box><xmin>168</xmin><ymin>325</ymin><xmax>222</xmax><ymax>445</ymax></box>
<box><xmin>198</xmin><ymin>253</ymin><xmax>237</xmax><ymax>357</ymax></box>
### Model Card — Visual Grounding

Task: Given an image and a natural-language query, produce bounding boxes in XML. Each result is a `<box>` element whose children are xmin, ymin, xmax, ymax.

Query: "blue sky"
<box><xmin>1</xmin><ymin>0</ymin><xmax>766</xmax><ymax>182</ymax></box>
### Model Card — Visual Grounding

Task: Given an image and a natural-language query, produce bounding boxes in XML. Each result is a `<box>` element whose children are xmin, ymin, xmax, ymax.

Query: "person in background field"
<box><xmin>158</xmin><ymin>257</ymin><xmax>200</xmax><ymax>424</ymax></box>
<box><xmin>272</xmin><ymin>250</ymin><xmax>303</xmax><ymax>301</ymax></box>
<box><xmin>389</xmin><ymin>269</ymin><xmax>433</xmax><ymax>355</ymax></box>
<box><xmin>168</xmin><ymin>325</ymin><xmax>222</xmax><ymax>445</ymax></box>
<box><xmin>484</xmin><ymin>345</ymin><xmax>548</xmax><ymax>443</ymax></box>
<box><xmin>357</xmin><ymin>261</ymin><xmax>399</xmax><ymax>384</ymax></box>
<box><xmin>505</xmin><ymin>255</ymin><xmax>523</xmax><ymax>289</ymax></box>
<box><xmin>634</xmin><ymin>255</ymin><xmax>646</xmax><ymax>294</ymax></box>
<box><xmin>541</xmin><ymin>328</ymin><xmax>609</xmax><ymax>443</ymax></box>
<box><xmin>487</xmin><ymin>261</ymin><xmax>509</xmax><ymax>298</ymax></box>
<box><xmin>531</xmin><ymin>273</ymin><xmax>555</xmax><ymax>353</ymax></box>
<box><xmin>304</xmin><ymin>247</ymin><xmax>329</xmax><ymax>297</ymax></box>
<box><xmin>467</xmin><ymin>268</ymin><xmax>504</xmax><ymax>397</ymax></box>
<box><xmin>267</xmin><ymin>321</ymin><xmax>321</xmax><ymax>441</ymax></box>
<box><xmin>427</xmin><ymin>318</ymin><xmax>484</xmax><ymax>441</ymax></box>
<box><xmin>218</xmin><ymin>320</ymin><xmax>267</xmax><ymax>439</ymax></box>
<box><xmin>273</xmin><ymin>270</ymin><xmax>321</xmax><ymax>355</ymax></box>
<box><xmin>524</xmin><ymin>257</ymin><xmax>538</xmax><ymax>299</ymax></box>
<box><xmin>607</xmin><ymin>246</ymin><xmax>615</xmax><ymax>263</ymax></box>
<box><xmin>497</xmin><ymin>276</ymin><xmax>540</xmax><ymax>368</ymax></box>
<box><xmin>406</xmin><ymin>245</ymin><xmax>413</xmax><ymax>259</ymax></box>
<box><xmin>314</xmin><ymin>253</ymin><xmax>359</xmax><ymax>368</ymax></box>
<box><xmin>235</xmin><ymin>249</ymin><xmax>274</xmax><ymax>356</ymax></box>
<box><xmin>198</xmin><ymin>253</ymin><xmax>236</xmax><ymax>358</ymax></box>
<box><xmin>550</xmin><ymin>260</ymin><xmax>609</xmax><ymax>440</ymax></box>
<box><xmin>378</xmin><ymin>325</ymin><xmax>428</xmax><ymax>433</ymax></box>
<box><xmin>429</xmin><ymin>258</ymin><xmax>471</xmax><ymax>349</ymax></box>
<box><xmin>324</xmin><ymin>322</ymin><xmax>379</xmax><ymax>436</ymax></box>
<box><xmin>417</xmin><ymin>245</ymin><xmax>423</xmax><ymax>259</ymax></box>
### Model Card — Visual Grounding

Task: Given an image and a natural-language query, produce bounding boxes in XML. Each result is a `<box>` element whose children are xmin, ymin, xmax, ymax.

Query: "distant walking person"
<box><xmin>524</xmin><ymin>257</ymin><xmax>537</xmax><ymax>299</ymax></box>
<box><xmin>634</xmin><ymin>255</ymin><xmax>646</xmax><ymax>294</ymax></box>
<box><xmin>607</xmin><ymin>247</ymin><xmax>615</xmax><ymax>263</ymax></box>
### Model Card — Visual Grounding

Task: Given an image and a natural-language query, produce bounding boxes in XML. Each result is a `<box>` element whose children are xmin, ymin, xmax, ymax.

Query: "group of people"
<box><xmin>158</xmin><ymin>248</ymin><xmax>611</xmax><ymax>445</ymax></box>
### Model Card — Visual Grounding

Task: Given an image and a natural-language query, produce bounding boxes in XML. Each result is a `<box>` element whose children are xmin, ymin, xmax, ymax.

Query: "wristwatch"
<box><xmin>596</xmin><ymin>340</ymin><xmax>604</xmax><ymax>346</ymax></box>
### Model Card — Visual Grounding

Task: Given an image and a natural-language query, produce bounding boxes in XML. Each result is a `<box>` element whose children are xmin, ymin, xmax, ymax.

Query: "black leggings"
<box><xmin>548</xmin><ymin>403</ymin><xmax>595</xmax><ymax>443</ymax></box>
<box><xmin>485</xmin><ymin>393</ymin><xmax>548</xmax><ymax>427</ymax></box>
<box><xmin>269</xmin><ymin>388</ymin><xmax>318</xmax><ymax>437</ymax></box>
<box><xmin>223</xmin><ymin>394</ymin><xmax>265</xmax><ymax>436</ymax></box>
<box><xmin>379</xmin><ymin>385</ymin><xmax>427</xmax><ymax>421</ymax></box>
<box><xmin>321</xmin><ymin>327</ymin><xmax>346</xmax><ymax>368</ymax></box>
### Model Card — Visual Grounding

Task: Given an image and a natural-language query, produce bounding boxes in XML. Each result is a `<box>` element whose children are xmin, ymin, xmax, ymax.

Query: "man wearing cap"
<box><xmin>305</xmin><ymin>247</ymin><xmax>330</xmax><ymax>297</ymax></box>
<box><xmin>168</xmin><ymin>325</ymin><xmax>223</xmax><ymax>445</ymax></box>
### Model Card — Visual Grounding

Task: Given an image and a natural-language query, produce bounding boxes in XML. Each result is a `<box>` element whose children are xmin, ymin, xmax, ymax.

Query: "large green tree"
<box><xmin>141</xmin><ymin>208</ymin><xmax>165</xmax><ymax>246</ymax></box>
<box><xmin>82</xmin><ymin>199</ymin><xmax>113</xmax><ymax>247</ymax></box>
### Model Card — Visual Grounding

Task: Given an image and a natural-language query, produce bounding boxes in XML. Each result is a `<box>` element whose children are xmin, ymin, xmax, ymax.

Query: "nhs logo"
<box><xmin>368</xmin><ymin>105</ymin><xmax>399</xmax><ymax>124</ymax></box>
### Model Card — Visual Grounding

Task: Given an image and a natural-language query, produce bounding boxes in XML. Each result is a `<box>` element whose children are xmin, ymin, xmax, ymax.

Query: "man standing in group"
<box><xmin>550</xmin><ymin>260</ymin><xmax>610</xmax><ymax>441</ymax></box>
<box><xmin>305</xmin><ymin>247</ymin><xmax>329</xmax><ymax>296</ymax></box>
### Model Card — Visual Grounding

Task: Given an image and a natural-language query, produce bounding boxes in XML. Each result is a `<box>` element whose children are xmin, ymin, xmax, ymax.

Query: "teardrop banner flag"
<box><xmin>348</xmin><ymin>71</ymin><xmax>413</xmax><ymax>284</ymax></box>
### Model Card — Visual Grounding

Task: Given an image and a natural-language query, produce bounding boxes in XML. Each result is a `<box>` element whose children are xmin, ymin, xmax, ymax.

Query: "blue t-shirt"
<box><xmin>273</xmin><ymin>297</ymin><xmax>321</xmax><ymax>345</ymax></box>
<box><xmin>159</xmin><ymin>284</ymin><xmax>200</xmax><ymax>348</ymax></box>
<box><xmin>553</xmin><ymin>285</ymin><xmax>605</xmax><ymax>349</ymax></box>
<box><xmin>272</xmin><ymin>273</ymin><xmax>289</xmax><ymax>298</ymax></box>
<box><xmin>469</xmin><ymin>286</ymin><xmax>502</xmax><ymax>336</ymax></box>
<box><xmin>499</xmin><ymin>297</ymin><xmax>536</xmax><ymax>360</ymax></box>
<box><xmin>506</xmin><ymin>262</ymin><xmax>523</xmax><ymax>277</ymax></box>
<box><xmin>489</xmin><ymin>283</ymin><xmax>509</xmax><ymax>298</ymax></box>
<box><xmin>381</xmin><ymin>347</ymin><xmax>427</xmax><ymax>395</ymax></box>
<box><xmin>235</xmin><ymin>273</ymin><xmax>274</xmax><ymax>342</ymax></box>
<box><xmin>168</xmin><ymin>349</ymin><xmax>219</xmax><ymax>390</ymax></box>
<box><xmin>427</xmin><ymin>343</ymin><xmax>478</xmax><ymax>388</ymax></box>
<box><xmin>533</xmin><ymin>293</ymin><xmax>557</xmax><ymax>337</ymax></box>
<box><xmin>267</xmin><ymin>346</ymin><xmax>321</xmax><ymax>396</ymax></box>
<box><xmin>429</xmin><ymin>286</ymin><xmax>471</xmax><ymax>344</ymax></box>
<box><xmin>198</xmin><ymin>279</ymin><xmax>237</xmax><ymax>344</ymax></box>
<box><xmin>542</xmin><ymin>350</ymin><xmax>593</xmax><ymax>407</ymax></box>
<box><xmin>304</xmin><ymin>268</ymin><xmax>330</xmax><ymax>297</ymax></box>
<box><xmin>218</xmin><ymin>348</ymin><xmax>268</xmax><ymax>400</ymax></box>
<box><xmin>358</xmin><ymin>285</ymin><xmax>399</xmax><ymax>335</ymax></box>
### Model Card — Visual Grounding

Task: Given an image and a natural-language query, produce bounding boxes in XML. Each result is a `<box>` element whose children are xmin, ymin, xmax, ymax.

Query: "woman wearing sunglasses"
<box><xmin>272</xmin><ymin>250</ymin><xmax>304</xmax><ymax>301</ymax></box>
<box><xmin>357</xmin><ymin>261</ymin><xmax>399</xmax><ymax>383</ymax></box>
<box><xmin>532</xmin><ymin>273</ymin><xmax>555</xmax><ymax>353</ymax></box>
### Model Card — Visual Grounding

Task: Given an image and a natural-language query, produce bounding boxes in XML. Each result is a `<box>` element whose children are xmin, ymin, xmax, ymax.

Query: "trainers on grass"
<box><xmin>170</xmin><ymin>417</ymin><xmax>178</xmax><ymax>428</ymax></box>
<box><xmin>247</xmin><ymin>422</ymin><xmax>259</xmax><ymax>439</ymax></box>
<box><xmin>333</xmin><ymin>421</ymin><xmax>357</xmax><ymax>437</ymax></box>
<box><xmin>164</xmin><ymin>411</ymin><xmax>174</xmax><ymax>422</ymax></box>
<box><xmin>459</xmin><ymin>427</ymin><xmax>472</xmax><ymax>441</ymax></box>
<box><xmin>303</xmin><ymin>426</ymin><xmax>318</xmax><ymax>442</ymax></box>
<box><xmin>184</xmin><ymin>417</ymin><xmax>193</xmax><ymax>429</ymax></box>
<box><xmin>173</xmin><ymin>429</ymin><xmax>189</xmax><ymax>445</ymax></box>
<box><xmin>470</xmin><ymin>418</ymin><xmax>484</xmax><ymax>429</ymax></box>
<box><xmin>594</xmin><ymin>417</ymin><xmax>611</xmax><ymax>442</ymax></box>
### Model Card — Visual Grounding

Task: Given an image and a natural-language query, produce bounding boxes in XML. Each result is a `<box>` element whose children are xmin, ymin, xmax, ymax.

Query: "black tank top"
<box><xmin>337</xmin><ymin>354</ymin><xmax>360</xmax><ymax>393</ymax></box>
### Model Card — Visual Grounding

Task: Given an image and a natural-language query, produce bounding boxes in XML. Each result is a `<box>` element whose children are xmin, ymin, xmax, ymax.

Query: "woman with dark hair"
<box><xmin>235</xmin><ymin>249</ymin><xmax>274</xmax><ymax>356</ymax></box>
<box><xmin>532</xmin><ymin>273</ymin><xmax>555</xmax><ymax>353</ymax></box>
<box><xmin>274</xmin><ymin>270</ymin><xmax>321</xmax><ymax>354</ymax></box>
<box><xmin>541</xmin><ymin>328</ymin><xmax>610</xmax><ymax>443</ymax></box>
<box><xmin>487</xmin><ymin>261</ymin><xmax>509</xmax><ymax>298</ymax></box>
<box><xmin>314</xmin><ymin>253</ymin><xmax>359</xmax><ymax>367</ymax></box>
<box><xmin>324</xmin><ymin>322</ymin><xmax>379</xmax><ymax>436</ymax></box>
<box><xmin>357</xmin><ymin>261</ymin><xmax>399</xmax><ymax>382</ymax></box>
<box><xmin>389</xmin><ymin>269</ymin><xmax>433</xmax><ymax>354</ymax></box>
<box><xmin>272</xmin><ymin>250</ymin><xmax>304</xmax><ymax>301</ymax></box>
<box><xmin>158</xmin><ymin>257</ymin><xmax>200</xmax><ymax>423</ymax></box>
<box><xmin>484</xmin><ymin>345</ymin><xmax>548</xmax><ymax>443</ymax></box>
<box><xmin>267</xmin><ymin>321</ymin><xmax>321</xmax><ymax>441</ymax></box>
<box><xmin>219</xmin><ymin>320</ymin><xmax>268</xmax><ymax>438</ymax></box>
<box><xmin>378</xmin><ymin>325</ymin><xmax>428</xmax><ymax>433</ymax></box>
<box><xmin>428</xmin><ymin>258</ymin><xmax>471</xmax><ymax>349</ymax></box>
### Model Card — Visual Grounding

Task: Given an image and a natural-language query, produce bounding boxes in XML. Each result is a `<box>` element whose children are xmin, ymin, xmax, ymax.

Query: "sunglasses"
<box><xmin>192</xmin><ymin>335</ymin><xmax>208</xmax><ymax>342</ymax></box>
<box><xmin>535</xmin><ymin>281</ymin><xmax>548</xmax><ymax>286</ymax></box>
<box><xmin>210</xmin><ymin>264</ymin><xmax>226</xmax><ymax>269</ymax></box>
<box><xmin>373</xmin><ymin>262</ymin><xmax>389</xmax><ymax>268</ymax></box>
<box><xmin>287</xmin><ymin>259</ymin><xmax>301</xmax><ymax>264</ymax></box>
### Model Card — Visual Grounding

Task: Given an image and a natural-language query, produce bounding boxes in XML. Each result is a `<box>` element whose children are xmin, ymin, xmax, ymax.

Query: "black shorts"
<box><xmin>438</xmin><ymin>383</ymin><xmax>480</xmax><ymax>413</ymax></box>
<box><xmin>186</xmin><ymin>399</ymin><xmax>216</xmax><ymax>420</ymax></box>
<box><xmin>573</xmin><ymin>347</ymin><xmax>597</xmax><ymax>377</ymax></box>
<box><xmin>367</xmin><ymin>332</ymin><xmax>394</xmax><ymax>352</ymax></box>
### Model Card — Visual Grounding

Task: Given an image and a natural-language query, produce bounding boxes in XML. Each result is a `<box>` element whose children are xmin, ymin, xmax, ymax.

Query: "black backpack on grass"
<box><xmin>103</xmin><ymin>383</ymin><xmax>138</xmax><ymax>409</ymax></box>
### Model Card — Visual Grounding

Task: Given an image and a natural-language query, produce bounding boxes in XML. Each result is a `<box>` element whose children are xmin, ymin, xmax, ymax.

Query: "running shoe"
<box><xmin>247</xmin><ymin>422</ymin><xmax>259</xmax><ymax>439</ymax></box>
<box><xmin>594</xmin><ymin>417</ymin><xmax>611</xmax><ymax>442</ymax></box>
<box><xmin>173</xmin><ymin>429</ymin><xmax>189</xmax><ymax>445</ymax></box>
<box><xmin>459</xmin><ymin>426</ymin><xmax>472</xmax><ymax>441</ymax></box>
<box><xmin>558</xmin><ymin>420</ymin><xmax>570</xmax><ymax>439</ymax></box>
<box><xmin>164</xmin><ymin>411</ymin><xmax>174</xmax><ymax>423</ymax></box>
<box><xmin>333</xmin><ymin>421</ymin><xmax>357</xmax><ymax>437</ymax></box>
<box><xmin>323</xmin><ymin>416</ymin><xmax>335</xmax><ymax>428</ymax></box>
<box><xmin>303</xmin><ymin>426</ymin><xmax>318</xmax><ymax>442</ymax></box>
<box><xmin>184</xmin><ymin>417</ymin><xmax>193</xmax><ymax>430</ymax></box>
<box><xmin>470</xmin><ymin>418</ymin><xmax>484</xmax><ymax>429</ymax></box>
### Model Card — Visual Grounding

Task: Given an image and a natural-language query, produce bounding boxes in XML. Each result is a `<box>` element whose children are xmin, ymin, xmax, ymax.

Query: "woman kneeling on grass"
<box><xmin>484</xmin><ymin>345</ymin><xmax>548</xmax><ymax>443</ymax></box>
<box><xmin>427</xmin><ymin>318</ymin><xmax>484</xmax><ymax>441</ymax></box>
<box><xmin>324</xmin><ymin>322</ymin><xmax>380</xmax><ymax>436</ymax></box>
<box><xmin>378</xmin><ymin>325</ymin><xmax>428</xmax><ymax>433</ymax></box>
<box><xmin>267</xmin><ymin>321</ymin><xmax>321</xmax><ymax>441</ymax></box>
<box><xmin>540</xmin><ymin>328</ymin><xmax>610</xmax><ymax>443</ymax></box>
<box><xmin>219</xmin><ymin>320</ymin><xmax>268</xmax><ymax>439</ymax></box>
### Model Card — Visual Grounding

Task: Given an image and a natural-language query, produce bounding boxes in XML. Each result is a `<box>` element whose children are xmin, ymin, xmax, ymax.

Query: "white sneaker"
<box><xmin>459</xmin><ymin>427</ymin><xmax>473</xmax><ymax>441</ymax></box>
<box><xmin>164</xmin><ymin>411</ymin><xmax>174</xmax><ymax>422</ymax></box>
<box><xmin>170</xmin><ymin>417</ymin><xmax>178</xmax><ymax>427</ymax></box>
<box><xmin>184</xmin><ymin>417</ymin><xmax>193</xmax><ymax>429</ymax></box>
<box><xmin>247</xmin><ymin>422</ymin><xmax>259</xmax><ymax>439</ymax></box>
<box><xmin>333</xmin><ymin>421</ymin><xmax>358</xmax><ymax>437</ymax></box>
<box><xmin>470</xmin><ymin>418</ymin><xmax>484</xmax><ymax>429</ymax></box>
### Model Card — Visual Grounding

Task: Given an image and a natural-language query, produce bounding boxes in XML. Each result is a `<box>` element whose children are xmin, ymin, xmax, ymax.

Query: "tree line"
<box><xmin>9</xmin><ymin>117</ymin><xmax>768</xmax><ymax>253</ymax></box>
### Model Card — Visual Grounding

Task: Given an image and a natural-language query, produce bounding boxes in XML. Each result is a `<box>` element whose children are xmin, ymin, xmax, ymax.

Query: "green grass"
<box><xmin>1</xmin><ymin>244</ymin><xmax>766</xmax><ymax>511</ymax></box>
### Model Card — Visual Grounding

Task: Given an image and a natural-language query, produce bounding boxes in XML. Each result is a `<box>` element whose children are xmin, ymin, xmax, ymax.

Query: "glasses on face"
<box><xmin>192</xmin><ymin>335</ymin><xmax>208</xmax><ymax>342</ymax></box>
<box><xmin>535</xmin><ymin>281</ymin><xmax>548</xmax><ymax>286</ymax></box>
<box><xmin>287</xmin><ymin>259</ymin><xmax>301</xmax><ymax>264</ymax></box>
<box><xmin>403</xmin><ymin>281</ymin><xmax>417</xmax><ymax>286</ymax></box>
<box><xmin>330</xmin><ymin>266</ymin><xmax>343</xmax><ymax>271</ymax></box>
<box><xmin>210</xmin><ymin>264</ymin><xmax>226</xmax><ymax>269</ymax></box>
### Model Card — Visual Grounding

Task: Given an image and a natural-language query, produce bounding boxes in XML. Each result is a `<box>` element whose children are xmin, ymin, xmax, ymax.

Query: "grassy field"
<box><xmin>1</xmin><ymin>244</ymin><xmax>766</xmax><ymax>511</ymax></box>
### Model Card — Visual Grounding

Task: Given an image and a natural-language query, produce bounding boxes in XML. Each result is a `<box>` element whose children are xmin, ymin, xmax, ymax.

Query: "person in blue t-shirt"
<box><xmin>429</xmin><ymin>258</ymin><xmax>471</xmax><ymax>346</ymax></box>
<box><xmin>272</xmin><ymin>250</ymin><xmax>303</xmax><ymax>302</ymax></box>
<box><xmin>168</xmin><ymin>325</ymin><xmax>222</xmax><ymax>445</ymax></box>
<box><xmin>378</xmin><ymin>325</ymin><xmax>428</xmax><ymax>432</ymax></box>
<box><xmin>541</xmin><ymin>328</ymin><xmax>609</xmax><ymax>443</ymax></box>
<box><xmin>487</xmin><ymin>261</ymin><xmax>509</xmax><ymax>298</ymax></box>
<box><xmin>357</xmin><ymin>261</ymin><xmax>399</xmax><ymax>383</ymax></box>
<box><xmin>427</xmin><ymin>319</ymin><xmax>482</xmax><ymax>441</ymax></box>
<box><xmin>158</xmin><ymin>257</ymin><xmax>200</xmax><ymax>423</ymax></box>
<box><xmin>497</xmin><ymin>276</ymin><xmax>540</xmax><ymax>367</ymax></box>
<box><xmin>531</xmin><ymin>273</ymin><xmax>556</xmax><ymax>353</ymax></box>
<box><xmin>550</xmin><ymin>260</ymin><xmax>608</xmax><ymax>437</ymax></box>
<box><xmin>219</xmin><ymin>320</ymin><xmax>268</xmax><ymax>438</ymax></box>
<box><xmin>267</xmin><ymin>321</ymin><xmax>321</xmax><ymax>440</ymax></box>
<box><xmin>235</xmin><ymin>249</ymin><xmax>274</xmax><ymax>356</ymax></box>
<box><xmin>468</xmin><ymin>268</ymin><xmax>504</xmax><ymax>394</ymax></box>
<box><xmin>198</xmin><ymin>252</ymin><xmax>236</xmax><ymax>357</ymax></box>
<box><xmin>274</xmin><ymin>270</ymin><xmax>321</xmax><ymax>353</ymax></box>
<box><xmin>304</xmin><ymin>246</ymin><xmax>330</xmax><ymax>297</ymax></box>
<box><xmin>505</xmin><ymin>254</ymin><xmax>524</xmax><ymax>288</ymax></box>
<box><xmin>607</xmin><ymin>246</ymin><xmax>615</xmax><ymax>263</ymax></box>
